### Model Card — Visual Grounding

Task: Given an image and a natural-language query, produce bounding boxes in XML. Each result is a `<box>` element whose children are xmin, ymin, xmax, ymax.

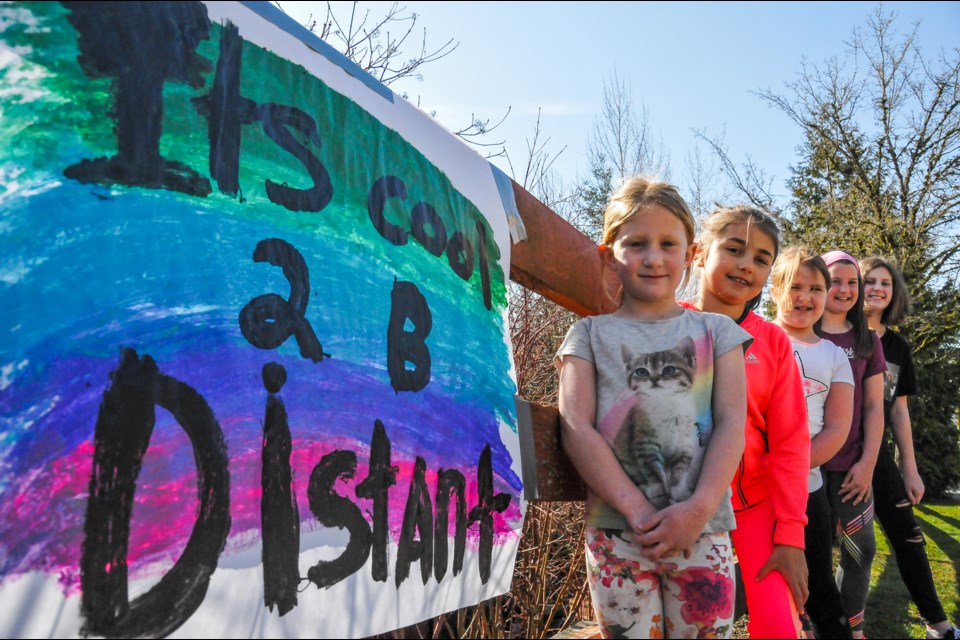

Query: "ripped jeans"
<box><xmin>872</xmin><ymin>441</ymin><xmax>948</xmax><ymax>625</ymax></box>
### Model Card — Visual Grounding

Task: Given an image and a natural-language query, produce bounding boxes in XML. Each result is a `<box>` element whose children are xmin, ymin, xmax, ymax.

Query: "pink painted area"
<box><xmin>3</xmin><ymin>433</ymin><xmax>521</xmax><ymax>595</ymax></box>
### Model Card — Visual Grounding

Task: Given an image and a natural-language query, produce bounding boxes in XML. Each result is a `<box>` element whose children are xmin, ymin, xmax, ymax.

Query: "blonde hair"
<box><xmin>697</xmin><ymin>204</ymin><xmax>781</xmax><ymax>313</ymax></box>
<box><xmin>600</xmin><ymin>176</ymin><xmax>696</xmax><ymax>302</ymax></box>
<box><xmin>770</xmin><ymin>245</ymin><xmax>830</xmax><ymax>315</ymax></box>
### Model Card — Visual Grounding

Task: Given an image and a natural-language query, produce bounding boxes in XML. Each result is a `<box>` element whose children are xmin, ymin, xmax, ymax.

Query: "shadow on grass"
<box><xmin>915</xmin><ymin>502</ymin><xmax>960</xmax><ymax>621</ymax></box>
<box><xmin>917</xmin><ymin>502</ymin><xmax>960</xmax><ymax>535</ymax></box>
<box><xmin>868</xmin><ymin>530</ymin><xmax>914</xmax><ymax>639</ymax></box>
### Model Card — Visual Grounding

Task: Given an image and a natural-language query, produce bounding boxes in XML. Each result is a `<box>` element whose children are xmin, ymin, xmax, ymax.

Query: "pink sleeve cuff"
<box><xmin>773</xmin><ymin>520</ymin><xmax>807</xmax><ymax>549</ymax></box>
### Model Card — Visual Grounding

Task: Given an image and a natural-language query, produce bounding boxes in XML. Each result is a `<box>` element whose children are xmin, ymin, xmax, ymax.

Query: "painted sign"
<box><xmin>0</xmin><ymin>2</ymin><xmax>524</xmax><ymax>637</ymax></box>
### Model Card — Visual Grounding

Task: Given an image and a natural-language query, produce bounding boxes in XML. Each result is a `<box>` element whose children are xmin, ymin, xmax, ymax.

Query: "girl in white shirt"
<box><xmin>771</xmin><ymin>246</ymin><xmax>854</xmax><ymax>638</ymax></box>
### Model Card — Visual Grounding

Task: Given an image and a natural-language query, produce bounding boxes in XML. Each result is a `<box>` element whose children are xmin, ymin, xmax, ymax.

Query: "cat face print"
<box><xmin>622</xmin><ymin>336</ymin><xmax>696</xmax><ymax>395</ymax></box>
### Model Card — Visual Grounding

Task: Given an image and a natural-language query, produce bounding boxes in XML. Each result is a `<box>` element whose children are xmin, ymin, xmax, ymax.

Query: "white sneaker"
<box><xmin>927</xmin><ymin>625</ymin><xmax>960</xmax><ymax>639</ymax></box>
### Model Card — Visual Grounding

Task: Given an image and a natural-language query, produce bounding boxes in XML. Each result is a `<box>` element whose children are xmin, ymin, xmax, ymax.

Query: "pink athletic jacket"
<box><xmin>736</xmin><ymin>311</ymin><xmax>810</xmax><ymax>548</ymax></box>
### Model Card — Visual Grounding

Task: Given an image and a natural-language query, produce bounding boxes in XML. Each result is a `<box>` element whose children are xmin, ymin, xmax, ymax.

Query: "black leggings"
<box><xmin>804</xmin><ymin>484</ymin><xmax>852</xmax><ymax>638</ymax></box>
<box><xmin>872</xmin><ymin>442</ymin><xmax>948</xmax><ymax>625</ymax></box>
<box><xmin>825</xmin><ymin>470</ymin><xmax>876</xmax><ymax>633</ymax></box>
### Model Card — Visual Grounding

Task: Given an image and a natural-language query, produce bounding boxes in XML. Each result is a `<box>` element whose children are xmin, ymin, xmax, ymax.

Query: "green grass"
<box><xmin>732</xmin><ymin>497</ymin><xmax>960</xmax><ymax>639</ymax></box>
<box><xmin>867</xmin><ymin>495</ymin><xmax>960</xmax><ymax>638</ymax></box>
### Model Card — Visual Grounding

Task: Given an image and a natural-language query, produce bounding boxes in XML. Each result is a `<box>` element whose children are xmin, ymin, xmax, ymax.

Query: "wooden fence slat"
<box><xmin>508</xmin><ymin>178</ymin><xmax>598</xmax><ymax>502</ymax></box>
<box><xmin>516</xmin><ymin>398</ymin><xmax>586</xmax><ymax>502</ymax></box>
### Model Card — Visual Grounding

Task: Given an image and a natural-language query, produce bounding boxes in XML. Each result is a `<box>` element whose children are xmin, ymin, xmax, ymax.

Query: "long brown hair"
<box><xmin>696</xmin><ymin>204</ymin><xmax>780</xmax><ymax>314</ymax></box>
<box><xmin>860</xmin><ymin>255</ymin><xmax>911</xmax><ymax>326</ymax></box>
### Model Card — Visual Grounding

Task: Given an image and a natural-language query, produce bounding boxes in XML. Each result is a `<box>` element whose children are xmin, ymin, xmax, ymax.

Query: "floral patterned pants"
<box><xmin>585</xmin><ymin>527</ymin><xmax>735</xmax><ymax>639</ymax></box>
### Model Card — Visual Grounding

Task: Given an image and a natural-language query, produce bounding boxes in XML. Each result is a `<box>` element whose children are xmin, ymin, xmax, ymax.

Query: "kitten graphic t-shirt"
<box><xmin>556</xmin><ymin>308</ymin><xmax>752</xmax><ymax>533</ymax></box>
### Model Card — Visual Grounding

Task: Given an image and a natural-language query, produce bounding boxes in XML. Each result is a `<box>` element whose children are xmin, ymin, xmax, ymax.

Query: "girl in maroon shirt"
<box><xmin>819</xmin><ymin>250</ymin><xmax>885</xmax><ymax>639</ymax></box>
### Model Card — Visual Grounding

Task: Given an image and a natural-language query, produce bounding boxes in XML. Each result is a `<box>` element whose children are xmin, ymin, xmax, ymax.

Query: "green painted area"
<box><xmin>1</xmin><ymin>1</ymin><xmax>507</xmax><ymax>316</ymax></box>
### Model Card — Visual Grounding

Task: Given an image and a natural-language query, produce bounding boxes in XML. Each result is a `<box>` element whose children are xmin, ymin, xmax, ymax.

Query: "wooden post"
<box><xmin>508</xmin><ymin>178</ymin><xmax>610</xmax><ymax>501</ymax></box>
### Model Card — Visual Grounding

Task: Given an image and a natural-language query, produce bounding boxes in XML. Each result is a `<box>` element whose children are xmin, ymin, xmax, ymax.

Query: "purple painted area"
<box><xmin>0</xmin><ymin>345</ymin><xmax>521</xmax><ymax>593</ymax></box>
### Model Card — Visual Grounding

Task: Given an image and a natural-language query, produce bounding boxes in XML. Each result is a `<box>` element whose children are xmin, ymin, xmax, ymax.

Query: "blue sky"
<box><xmin>276</xmin><ymin>1</ymin><xmax>959</xmax><ymax>204</ymax></box>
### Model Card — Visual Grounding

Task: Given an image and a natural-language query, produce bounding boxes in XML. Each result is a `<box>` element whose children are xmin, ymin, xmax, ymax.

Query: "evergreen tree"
<box><xmin>768</xmin><ymin>9</ymin><xmax>960</xmax><ymax>494</ymax></box>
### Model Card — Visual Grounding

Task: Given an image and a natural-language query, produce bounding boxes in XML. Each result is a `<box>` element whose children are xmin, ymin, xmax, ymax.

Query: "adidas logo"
<box><xmin>745</xmin><ymin>353</ymin><xmax>760</xmax><ymax>363</ymax></box>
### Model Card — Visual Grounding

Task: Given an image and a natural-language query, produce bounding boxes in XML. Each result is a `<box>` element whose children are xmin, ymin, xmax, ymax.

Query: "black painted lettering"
<box><xmin>62</xmin><ymin>1</ymin><xmax>212</xmax><ymax>196</ymax></box>
<box><xmin>239</xmin><ymin>238</ymin><xmax>329</xmax><ymax>362</ymax></box>
<box><xmin>387</xmin><ymin>279</ymin><xmax>432</xmax><ymax>392</ymax></box>
<box><xmin>80</xmin><ymin>348</ymin><xmax>230</xmax><ymax>637</ymax></box>
<box><xmin>365</xmin><ymin>179</ymin><xmax>497</xmax><ymax>311</ymax></box>
<box><xmin>476</xmin><ymin>220</ymin><xmax>493</xmax><ymax>311</ymax></box>
<box><xmin>260</xmin><ymin>363</ymin><xmax>300</xmax><ymax>615</ymax></box>
<box><xmin>306</xmin><ymin>450</ymin><xmax>372</xmax><ymax>589</ymax></box>
<box><xmin>468</xmin><ymin>445</ymin><xmax>511</xmax><ymax>584</ymax></box>
<box><xmin>445</xmin><ymin>230</ymin><xmax>474</xmax><ymax>282</ymax></box>
<box><xmin>260</xmin><ymin>103</ymin><xmax>333</xmax><ymax>212</ymax></box>
<box><xmin>355</xmin><ymin>420</ymin><xmax>398</xmax><ymax>583</ymax></box>
<box><xmin>367</xmin><ymin>175</ymin><xmax>409</xmax><ymax>246</ymax></box>
<box><xmin>192</xmin><ymin>21</ymin><xmax>260</xmax><ymax>198</ymax></box>
<box><xmin>434</xmin><ymin>468</ymin><xmax>467</xmax><ymax>582</ymax></box>
<box><xmin>410</xmin><ymin>202</ymin><xmax>447</xmax><ymax>257</ymax></box>
<box><xmin>395</xmin><ymin>457</ymin><xmax>433</xmax><ymax>586</ymax></box>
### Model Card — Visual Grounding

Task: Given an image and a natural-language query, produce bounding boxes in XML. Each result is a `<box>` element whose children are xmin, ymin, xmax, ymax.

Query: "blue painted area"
<box><xmin>0</xmin><ymin>2</ymin><xmax>522</xmax><ymax>602</ymax></box>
